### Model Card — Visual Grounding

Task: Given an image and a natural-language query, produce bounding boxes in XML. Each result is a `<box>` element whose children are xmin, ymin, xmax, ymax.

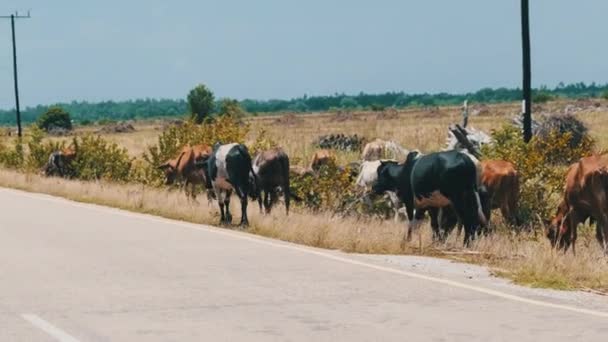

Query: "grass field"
<box><xmin>3</xmin><ymin>98</ymin><xmax>608</xmax><ymax>292</ymax></box>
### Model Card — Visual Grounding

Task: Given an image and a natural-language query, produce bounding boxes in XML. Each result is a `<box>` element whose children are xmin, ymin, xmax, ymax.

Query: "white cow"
<box><xmin>356</xmin><ymin>160</ymin><xmax>407</xmax><ymax>222</ymax></box>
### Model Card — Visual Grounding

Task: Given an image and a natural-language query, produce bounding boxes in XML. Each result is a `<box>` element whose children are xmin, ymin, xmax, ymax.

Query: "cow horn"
<box><xmin>157</xmin><ymin>162</ymin><xmax>172</xmax><ymax>170</ymax></box>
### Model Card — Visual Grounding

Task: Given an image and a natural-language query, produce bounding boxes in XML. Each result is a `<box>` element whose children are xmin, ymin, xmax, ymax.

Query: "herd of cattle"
<box><xmin>43</xmin><ymin>138</ymin><xmax>608</xmax><ymax>254</ymax></box>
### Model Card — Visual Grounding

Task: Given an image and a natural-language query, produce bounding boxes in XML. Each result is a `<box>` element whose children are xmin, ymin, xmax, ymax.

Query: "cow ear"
<box><xmin>406</xmin><ymin>151</ymin><xmax>420</xmax><ymax>164</ymax></box>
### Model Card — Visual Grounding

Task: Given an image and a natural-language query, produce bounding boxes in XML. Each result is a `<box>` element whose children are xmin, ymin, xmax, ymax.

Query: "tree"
<box><xmin>37</xmin><ymin>106</ymin><xmax>72</xmax><ymax>131</ymax></box>
<box><xmin>217</xmin><ymin>98</ymin><xmax>246</xmax><ymax>118</ymax></box>
<box><xmin>187</xmin><ymin>84</ymin><xmax>215</xmax><ymax>123</ymax></box>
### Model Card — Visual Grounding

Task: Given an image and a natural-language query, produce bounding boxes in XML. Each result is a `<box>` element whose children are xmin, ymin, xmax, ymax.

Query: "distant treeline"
<box><xmin>1</xmin><ymin>82</ymin><xmax>607</xmax><ymax>125</ymax></box>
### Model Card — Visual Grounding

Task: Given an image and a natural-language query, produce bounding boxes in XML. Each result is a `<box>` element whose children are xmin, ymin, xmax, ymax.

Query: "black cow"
<box><xmin>250</xmin><ymin>147</ymin><xmax>291</xmax><ymax>215</ymax></box>
<box><xmin>201</xmin><ymin>143</ymin><xmax>256</xmax><ymax>226</ymax></box>
<box><xmin>372</xmin><ymin>150</ymin><xmax>487</xmax><ymax>246</ymax></box>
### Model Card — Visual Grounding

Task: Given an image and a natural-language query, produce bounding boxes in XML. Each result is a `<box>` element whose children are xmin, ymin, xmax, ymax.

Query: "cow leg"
<box><xmin>224</xmin><ymin>193</ymin><xmax>233</xmax><ymax>224</ymax></box>
<box><xmin>239</xmin><ymin>192</ymin><xmax>249</xmax><ymax>227</ymax></box>
<box><xmin>398</xmin><ymin>200</ymin><xmax>415</xmax><ymax>248</ymax></box>
<box><xmin>407</xmin><ymin>209</ymin><xmax>426</xmax><ymax>242</ymax></box>
<box><xmin>218</xmin><ymin>201</ymin><xmax>226</xmax><ymax>225</ymax></box>
<box><xmin>453</xmin><ymin>191</ymin><xmax>481</xmax><ymax>247</ymax></box>
<box><xmin>263</xmin><ymin>191</ymin><xmax>271</xmax><ymax>214</ymax></box>
<box><xmin>190</xmin><ymin>182</ymin><xmax>198</xmax><ymax>201</ymax></box>
<box><xmin>387</xmin><ymin>192</ymin><xmax>402</xmax><ymax>222</ymax></box>
<box><xmin>595</xmin><ymin>213</ymin><xmax>608</xmax><ymax>255</ymax></box>
<box><xmin>257</xmin><ymin>191</ymin><xmax>266</xmax><ymax>214</ymax></box>
<box><xmin>284</xmin><ymin>182</ymin><xmax>291</xmax><ymax>216</ymax></box>
<box><xmin>268</xmin><ymin>190</ymin><xmax>279</xmax><ymax>214</ymax></box>
<box><xmin>429</xmin><ymin>208</ymin><xmax>441</xmax><ymax>241</ymax></box>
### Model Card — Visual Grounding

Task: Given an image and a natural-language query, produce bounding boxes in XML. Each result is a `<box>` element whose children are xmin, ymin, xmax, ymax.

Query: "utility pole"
<box><xmin>1</xmin><ymin>11</ymin><xmax>30</xmax><ymax>137</ymax></box>
<box><xmin>521</xmin><ymin>0</ymin><xmax>532</xmax><ymax>143</ymax></box>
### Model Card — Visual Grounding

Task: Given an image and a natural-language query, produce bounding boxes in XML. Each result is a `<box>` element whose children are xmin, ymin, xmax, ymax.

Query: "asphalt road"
<box><xmin>1</xmin><ymin>188</ymin><xmax>608</xmax><ymax>341</ymax></box>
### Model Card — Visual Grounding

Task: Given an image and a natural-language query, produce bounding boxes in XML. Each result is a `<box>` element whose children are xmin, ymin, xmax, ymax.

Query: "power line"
<box><xmin>1</xmin><ymin>10</ymin><xmax>30</xmax><ymax>137</ymax></box>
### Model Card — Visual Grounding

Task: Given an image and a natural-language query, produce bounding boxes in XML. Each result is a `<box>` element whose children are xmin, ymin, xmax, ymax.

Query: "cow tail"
<box><xmin>281</xmin><ymin>153</ymin><xmax>291</xmax><ymax>214</ymax></box>
<box><xmin>238</xmin><ymin>145</ymin><xmax>257</xmax><ymax>199</ymax></box>
<box><xmin>474</xmin><ymin>190</ymin><xmax>487</xmax><ymax>227</ymax></box>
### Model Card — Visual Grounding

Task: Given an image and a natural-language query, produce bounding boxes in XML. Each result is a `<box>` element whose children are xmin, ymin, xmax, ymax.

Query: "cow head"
<box><xmin>158</xmin><ymin>160</ymin><xmax>179</xmax><ymax>185</ymax></box>
<box><xmin>546</xmin><ymin>201</ymin><xmax>572</xmax><ymax>249</ymax></box>
<box><xmin>248</xmin><ymin>172</ymin><xmax>260</xmax><ymax>200</ymax></box>
<box><xmin>372</xmin><ymin>161</ymin><xmax>399</xmax><ymax>194</ymax></box>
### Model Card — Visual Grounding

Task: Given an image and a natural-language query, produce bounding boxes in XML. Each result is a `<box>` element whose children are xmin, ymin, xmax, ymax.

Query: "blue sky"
<box><xmin>1</xmin><ymin>0</ymin><xmax>607</xmax><ymax>108</ymax></box>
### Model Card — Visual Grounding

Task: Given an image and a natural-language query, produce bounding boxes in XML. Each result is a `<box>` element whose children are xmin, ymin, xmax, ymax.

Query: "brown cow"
<box><xmin>548</xmin><ymin>154</ymin><xmax>608</xmax><ymax>254</ymax></box>
<box><xmin>159</xmin><ymin>144</ymin><xmax>213</xmax><ymax>199</ymax></box>
<box><xmin>250</xmin><ymin>147</ymin><xmax>292</xmax><ymax>215</ymax></box>
<box><xmin>43</xmin><ymin>147</ymin><xmax>77</xmax><ymax>177</ymax></box>
<box><xmin>480</xmin><ymin>160</ymin><xmax>520</xmax><ymax>226</ymax></box>
<box><xmin>310</xmin><ymin>149</ymin><xmax>336</xmax><ymax>171</ymax></box>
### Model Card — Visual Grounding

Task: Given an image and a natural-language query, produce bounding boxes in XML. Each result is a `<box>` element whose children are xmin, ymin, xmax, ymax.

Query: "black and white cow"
<box><xmin>372</xmin><ymin>150</ymin><xmax>487</xmax><ymax>246</ymax></box>
<box><xmin>202</xmin><ymin>143</ymin><xmax>256</xmax><ymax>226</ymax></box>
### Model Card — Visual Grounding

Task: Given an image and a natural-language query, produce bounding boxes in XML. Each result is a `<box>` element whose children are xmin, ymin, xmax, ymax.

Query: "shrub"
<box><xmin>482</xmin><ymin>124</ymin><xmax>594</xmax><ymax>222</ymax></box>
<box><xmin>249</xmin><ymin>128</ymin><xmax>278</xmax><ymax>155</ymax></box>
<box><xmin>188</xmin><ymin>84</ymin><xmax>215</xmax><ymax>124</ymax></box>
<box><xmin>217</xmin><ymin>98</ymin><xmax>246</xmax><ymax>119</ymax></box>
<box><xmin>37</xmin><ymin>106</ymin><xmax>72</xmax><ymax>131</ymax></box>
<box><xmin>290</xmin><ymin>162</ymin><xmax>356</xmax><ymax>211</ymax></box>
<box><xmin>25</xmin><ymin>126</ymin><xmax>65</xmax><ymax>172</ymax></box>
<box><xmin>370</xmin><ymin>103</ymin><xmax>385</xmax><ymax>112</ymax></box>
<box><xmin>0</xmin><ymin>138</ymin><xmax>24</xmax><ymax>169</ymax></box>
<box><xmin>602</xmin><ymin>91</ymin><xmax>608</xmax><ymax>100</ymax></box>
<box><xmin>536</xmin><ymin>114</ymin><xmax>591</xmax><ymax>152</ymax></box>
<box><xmin>70</xmin><ymin>135</ymin><xmax>132</xmax><ymax>182</ymax></box>
<box><xmin>532</xmin><ymin>91</ymin><xmax>554</xmax><ymax>103</ymax></box>
<box><xmin>339</xmin><ymin>97</ymin><xmax>359</xmax><ymax>109</ymax></box>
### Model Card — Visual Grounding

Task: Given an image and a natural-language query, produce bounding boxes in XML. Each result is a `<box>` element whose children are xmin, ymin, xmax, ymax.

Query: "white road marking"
<box><xmin>4</xmin><ymin>187</ymin><xmax>608</xmax><ymax>319</ymax></box>
<box><xmin>22</xmin><ymin>314</ymin><xmax>80</xmax><ymax>342</ymax></box>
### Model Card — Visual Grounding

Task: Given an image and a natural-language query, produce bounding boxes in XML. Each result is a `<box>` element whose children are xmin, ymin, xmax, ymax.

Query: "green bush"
<box><xmin>0</xmin><ymin>139</ymin><xmax>24</xmax><ymax>169</ymax></box>
<box><xmin>37</xmin><ymin>106</ymin><xmax>72</xmax><ymax>131</ymax></box>
<box><xmin>70</xmin><ymin>135</ymin><xmax>132</xmax><ymax>182</ymax></box>
<box><xmin>482</xmin><ymin>125</ymin><xmax>594</xmax><ymax>222</ymax></box>
<box><xmin>532</xmin><ymin>91</ymin><xmax>554</xmax><ymax>103</ymax></box>
<box><xmin>25</xmin><ymin>126</ymin><xmax>65</xmax><ymax>172</ymax></box>
<box><xmin>370</xmin><ymin>104</ymin><xmax>385</xmax><ymax>112</ymax></box>
<box><xmin>217</xmin><ymin>98</ymin><xmax>246</xmax><ymax>118</ymax></box>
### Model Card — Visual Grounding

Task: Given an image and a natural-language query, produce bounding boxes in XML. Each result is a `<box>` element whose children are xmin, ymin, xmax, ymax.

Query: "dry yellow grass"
<box><xmin>2</xmin><ymin>99</ymin><xmax>608</xmax><ymax>291</ymax></box>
